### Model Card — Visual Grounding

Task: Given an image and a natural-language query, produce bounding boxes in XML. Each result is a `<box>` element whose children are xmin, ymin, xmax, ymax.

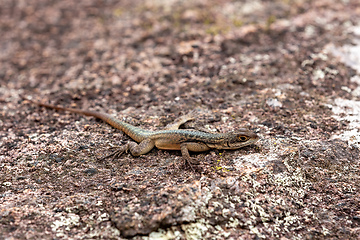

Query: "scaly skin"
<box><xmin>28</xmin><ymin>101</ymin><xmax>259</xmax><ymax>162</ymax></box>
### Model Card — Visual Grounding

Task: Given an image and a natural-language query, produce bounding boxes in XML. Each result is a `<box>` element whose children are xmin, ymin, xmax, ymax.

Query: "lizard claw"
<box><xmin>187</xmin><ymin>157</ymin><xmax>200</xmax><ymax>165</ymax></box>
<box><xmin>100</xmin><ymin>145</ymin><xmax>128</xmax><ymax>161</ymax></box>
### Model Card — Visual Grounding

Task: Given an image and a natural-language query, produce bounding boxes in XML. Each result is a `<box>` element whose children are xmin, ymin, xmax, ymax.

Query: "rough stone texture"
<box><xmin>1</xmin><ymin>0</ymin><xmax>360</xmax><ymax>239</ymax></box>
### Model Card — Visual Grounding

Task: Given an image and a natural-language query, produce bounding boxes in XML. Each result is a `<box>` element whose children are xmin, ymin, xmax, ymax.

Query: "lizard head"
<box><xmin>211</xmin><ymin>129</ymin><xmax>259</xmax><ymax>150</ymax></box>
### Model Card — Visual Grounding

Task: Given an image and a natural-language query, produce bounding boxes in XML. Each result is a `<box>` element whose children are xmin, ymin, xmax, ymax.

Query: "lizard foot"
<box><xmin>100</xmin><ymin>145</ymin><xmax>129</xmax><ymax>161</ymax></box>
<box><xmin>178</xmin><ymin>157</ymin><xmax>201</xmax><ymax>172</ymax></box>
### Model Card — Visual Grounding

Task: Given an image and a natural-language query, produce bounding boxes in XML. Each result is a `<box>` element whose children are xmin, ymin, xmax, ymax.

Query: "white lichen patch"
<box><xmin>329</xmin><ymin>98</ymin><xmax>360</xmax><ymax>148</ymax></box>
<box><xmin>51</xmin><ymin>212</ymin><xmax>80</xmax><ymax>233</ymax></box>
<box><xmin>234</xmin><ymin>152</ymin><xmax>275</xmax><ymax>173</ymax></box>
<box><xmin>350</xmin><ymin>75</ymin><xmax>360</xmax><ymax>97</ymax></box>
<box><xmin>325</xmin><ymin>23</ymin><xmax>360</xmax><ymax>74</ymax></box>
<box><xmin>266</xmin><ymin>98</ymin><xmax>283</xmax><ymax>108</ymax></box>
<box><xmin>147</xmin><ymin>227</ymin><xmax>182</xmax><ymax>240</ymax></box>
<box><xmin>181</xmin><ymin>219</ymin><xmax>210</xmax><ymax>240</ymax></box>
<box><xmin>325</xmin><ymin>24</ymin><xmax>360</xmax><ymax>148</ymax></box>
<box><xmin>234</xmin><ymin>137</ymin><xmax>296</xmax><ymax>173</ymax></box>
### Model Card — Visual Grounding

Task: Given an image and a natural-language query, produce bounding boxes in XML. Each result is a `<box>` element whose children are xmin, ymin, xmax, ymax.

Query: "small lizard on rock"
<box><xmin>26</xmin><ymin>100</ymin><xmax>259</xmax><ymax>163</ymax></box>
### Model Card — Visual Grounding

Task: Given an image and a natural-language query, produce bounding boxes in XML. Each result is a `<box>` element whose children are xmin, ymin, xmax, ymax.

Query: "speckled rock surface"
<box><xmin>1</xmin><ymin>0</ymin><xmax>360</xmax><ymax>239</ymax></box>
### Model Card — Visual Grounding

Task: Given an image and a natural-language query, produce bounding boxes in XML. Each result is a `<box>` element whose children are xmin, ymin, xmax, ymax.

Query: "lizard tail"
<box><xmin>22</xmin><ymin>96</ymin><xmax>149</xmax><ymax>142</ymax></box>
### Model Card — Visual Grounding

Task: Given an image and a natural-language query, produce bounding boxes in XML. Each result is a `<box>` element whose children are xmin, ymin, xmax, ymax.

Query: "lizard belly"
<box><xmin>155</xmin><ymin>139</ymin><xmax>182</xmax><ymax>150</ymax></box>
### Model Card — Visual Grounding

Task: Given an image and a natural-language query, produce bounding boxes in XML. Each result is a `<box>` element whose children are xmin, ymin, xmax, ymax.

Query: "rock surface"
<box><xmin>1</xmin><ymin>0</ymin><xmax>360</xmax><ymax>239</ymax></box>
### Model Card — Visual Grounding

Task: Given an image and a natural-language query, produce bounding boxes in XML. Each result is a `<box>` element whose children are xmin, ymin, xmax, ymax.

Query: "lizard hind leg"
<box><xmin>164</xmin><ymin>110</ymin><xmax>198</xmax><ymax>130</ymax></box>
<box><xmin>128</xmin><ymin>138</ymin><xmax>155</xmax><ymax>156</ymax></box>
<box><xmin>101</xmin><ymin>139</ymin><xmax>156</xmax><ymax>160</ymax></box>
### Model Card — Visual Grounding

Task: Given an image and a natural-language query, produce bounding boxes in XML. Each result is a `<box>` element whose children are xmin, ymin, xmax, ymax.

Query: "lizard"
<box><xmin>25</xmin><ymin>99</ymin><xmax>259</xmax><ymax>163</ymax></box>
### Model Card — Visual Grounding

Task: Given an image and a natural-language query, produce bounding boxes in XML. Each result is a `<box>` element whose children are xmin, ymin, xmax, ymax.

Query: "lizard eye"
<box><xmin>238</xmin><ymin>136</ymin><xmax>249</xmax><ymax>142</ymax></box>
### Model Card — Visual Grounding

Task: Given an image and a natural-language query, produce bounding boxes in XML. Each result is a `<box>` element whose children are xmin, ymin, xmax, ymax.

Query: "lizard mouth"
<box><xmin>224</xmin><ymin>137</ymin><xmax>259</xmax><ymax>149</ymax></box>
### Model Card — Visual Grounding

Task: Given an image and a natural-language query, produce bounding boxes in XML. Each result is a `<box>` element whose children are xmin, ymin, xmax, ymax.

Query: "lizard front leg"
<box><xmin>180</xmin><ymin>142</ymin><xmax>211</xmax><ymax>164</ymax></box>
